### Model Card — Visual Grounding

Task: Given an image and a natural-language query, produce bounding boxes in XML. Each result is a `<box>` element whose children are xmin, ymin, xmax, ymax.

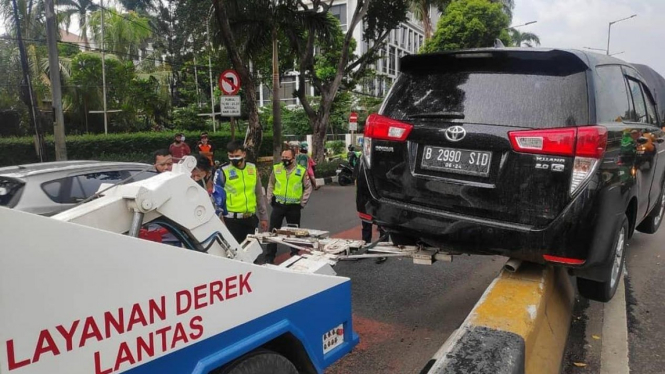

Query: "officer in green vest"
<box><xmin>212</xmin><ymin>141</ymin><xmax>269</xmax><ymax>244</ymax></box>
<box><xmin>265</xmin><ymin>148</ymin><xmax>313</xmax><ymax>264</ymax></box>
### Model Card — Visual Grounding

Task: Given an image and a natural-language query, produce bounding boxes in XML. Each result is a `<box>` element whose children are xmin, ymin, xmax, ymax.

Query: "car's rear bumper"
<box><xmin>357</xmin><ymin>165</ymin><xmax>625</xmax><ymax>269</ymax></box>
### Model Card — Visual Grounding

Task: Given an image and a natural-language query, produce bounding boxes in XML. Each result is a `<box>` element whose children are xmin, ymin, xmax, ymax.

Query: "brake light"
<box><xmin>575</xmin><ymin>126</ymin><xmax>608</xmax><ymax>158</ymax></box>
<box><xmin>364</xmin><ymin>114</ymin><xmax>413</xmax><ymax>142</ymax></box>
<box><xmin>543</xmin><ymin>254</ymin><xmax>586</xmax><ymax>265</ymax></box>
<box><xmin>509</xmin><ymin>126</ymin><xmax>608</xmax><ymax>196</ymax></box>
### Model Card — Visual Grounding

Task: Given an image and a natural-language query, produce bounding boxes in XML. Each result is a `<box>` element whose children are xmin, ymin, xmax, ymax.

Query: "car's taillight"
<box><xmin>508</xmin><ymin>126</ymin><xmax>608</xmax><ymax>196</ymax></box>
<box><xmin>508</xmin><ymin>128</ymin><xmax>576</xmax><ymax>156</ymax></box>
<box><xmin>364</xmin><ymin>114</ymin><xmax>413</xmax><ymax>141</ymax></box>
<box><xmin>363</xmin><ymin>114</ymin><xmax>413</xmax><ymax>168</ymax></box>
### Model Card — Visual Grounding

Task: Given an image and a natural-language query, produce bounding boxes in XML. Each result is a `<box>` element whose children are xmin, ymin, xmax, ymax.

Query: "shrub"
<box><xmin>0</xmin><ymin>131</ymin><xmax>273</xmax><ymax>167</ymax></box>
<box><xmin>325</xmin><ymin>140</ymin><xmax>346</xmax><ymax>156</ymax></box>
<box><xmin>314</xmin><ymin>161</ymin><xmax>340</xmax><ymax>178</ymax></box>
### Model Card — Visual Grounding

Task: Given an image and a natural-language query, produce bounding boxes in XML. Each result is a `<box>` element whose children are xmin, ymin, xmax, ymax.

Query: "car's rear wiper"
<box><xmin>407</xmin><ymin>111</ymin><xmax>465</xmax><ymax>119</ymax></box>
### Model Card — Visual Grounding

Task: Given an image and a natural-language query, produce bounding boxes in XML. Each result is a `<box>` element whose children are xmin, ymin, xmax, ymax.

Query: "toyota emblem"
<box><xmin>445</xmin><ymin>126</ymin><xmax>466</xmax><ymax>142</ymax></box>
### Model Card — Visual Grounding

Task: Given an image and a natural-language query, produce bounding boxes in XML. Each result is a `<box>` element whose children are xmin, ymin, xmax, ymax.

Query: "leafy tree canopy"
<box><xmin>421</xmin><ymin>0</ymin><xmax>511</xmax><ymax>53</ymax></box>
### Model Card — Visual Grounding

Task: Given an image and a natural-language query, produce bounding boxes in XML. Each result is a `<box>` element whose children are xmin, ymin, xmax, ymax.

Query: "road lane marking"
<box><xmin>600</xmin><ymin>275</ymin><xmax>630</xmax><ymax>374</ymax></box>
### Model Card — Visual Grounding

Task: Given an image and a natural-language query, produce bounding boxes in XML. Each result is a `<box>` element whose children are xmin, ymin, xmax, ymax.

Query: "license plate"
<box><xmin>421</xmin><ymin>146</ymin><xmax>492</xmax><ymax>177</ymax></box>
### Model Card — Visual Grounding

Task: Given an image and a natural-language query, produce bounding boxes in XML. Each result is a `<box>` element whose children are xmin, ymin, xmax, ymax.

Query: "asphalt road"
<box><xmin>561</xmin><ymin>228</ymin><xmax>665</xmax><ymax>374</ymax></box>
<box><xmin>296</xmin><ymin>185</ymin><xmax>505</xmax><ymax>374</ymax></box>
<box><xmin>306</xmin><ymin>186</ymin><xmax>665</xmax><ymax>373</ymax></box>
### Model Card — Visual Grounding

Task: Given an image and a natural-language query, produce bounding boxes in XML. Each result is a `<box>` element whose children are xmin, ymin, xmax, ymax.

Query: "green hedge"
<box><xmin>0</xmin><ymin>131</ymin><xmax>273</xmax><ymax>167</ymax></box>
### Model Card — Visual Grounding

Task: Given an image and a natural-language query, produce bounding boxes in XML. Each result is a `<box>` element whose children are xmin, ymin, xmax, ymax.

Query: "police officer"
<box><xmin>212</xmin><ymin>141</ymin><xmax>269</xmax><ymax>244</ymax></box>
<box><xmin>265</xmin><ymin>148</ymin><xmax>313</xmax><ymax>264</ymax></box>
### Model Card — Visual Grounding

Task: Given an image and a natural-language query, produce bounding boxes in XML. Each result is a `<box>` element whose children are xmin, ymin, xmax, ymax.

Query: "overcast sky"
<box><xmin>511</xmin><ymin>0</ymin><xmax>665</xmax><ymax>76</ymax></box>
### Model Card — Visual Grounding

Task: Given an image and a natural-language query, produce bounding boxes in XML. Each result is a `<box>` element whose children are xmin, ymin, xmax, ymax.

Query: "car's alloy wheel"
<box><xmin>654</xmin><ymin>193</ymin><xmax>665</xmax><ymax>227</ymax></box>
<box><xmin>609</xmin><ymin>226</ymin><xmax>626</xmax><ymax>290</ymax></box>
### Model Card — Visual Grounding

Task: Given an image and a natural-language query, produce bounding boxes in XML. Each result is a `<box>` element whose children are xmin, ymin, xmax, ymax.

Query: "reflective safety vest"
<box><xmin>222</xmin><ymin>163</ymin><xmax>258</xmax><ymax>213</ymax></box>
<box><xmin>273</xmin><ymin>164</ymin><xmax>306</xmax><ymax>204</ymax></box>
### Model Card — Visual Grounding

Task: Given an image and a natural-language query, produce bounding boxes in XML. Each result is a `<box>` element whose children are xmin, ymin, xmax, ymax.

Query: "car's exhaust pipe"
<box><xmin>504</xmin><ymin>258</ymin><xmax>523</xmax><ymax>273</ymax></box>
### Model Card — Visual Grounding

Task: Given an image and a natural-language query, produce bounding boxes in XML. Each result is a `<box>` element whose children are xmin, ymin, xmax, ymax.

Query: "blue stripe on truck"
<box><xmin>125</xmin><ymin>282</ymin><xmax>358</xmax><ymax>374</ymax></box>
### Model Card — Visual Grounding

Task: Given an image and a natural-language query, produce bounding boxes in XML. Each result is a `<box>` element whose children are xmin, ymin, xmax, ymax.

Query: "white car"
<box><xmin>0</xmin><ymin>160</ymin><xmax>153</xmax><ymax>216</ymax></box>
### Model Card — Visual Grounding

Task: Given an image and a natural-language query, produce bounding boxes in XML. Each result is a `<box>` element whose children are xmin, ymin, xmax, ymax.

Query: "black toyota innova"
<box><xmin>356</xmin><ymin>48</ymin><xmax>665</xmax><ymax>302</ymax></box>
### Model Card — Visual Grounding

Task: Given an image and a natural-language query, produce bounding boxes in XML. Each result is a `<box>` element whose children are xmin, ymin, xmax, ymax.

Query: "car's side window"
<box><xmin>41</xmin><ymin>180</ymin><xmax>63</xmax><ymax>202</ymax></box>
<box><xmin>76</xmin><ymin>171</ymin><xmax>126</xmax><ymax>198</ymax></box>
<box><xmin>595</xmin><ymin>65</ymin><xmax>632</xmax><ymax>123</ymax></box>
<box><xmin>627</xmin><ymin>78</ymin><xmax>649</xmax><ymax>123</ymax></box>
<box><xmin>641</xmin><ymin>83</ymin><xmax>659</xmax><ymax>126</ymax></box>
<box><xmin>69</xmin><ymin>177</ymin><xmax>86</xmax><ymax>202</ymax></box>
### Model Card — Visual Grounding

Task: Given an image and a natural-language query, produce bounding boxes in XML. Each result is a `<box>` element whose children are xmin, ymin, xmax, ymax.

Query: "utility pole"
<box><xmin>101</xmin><ymin>0</ymin><xmax>109</xmax><ymax>134</ymax></box>
<box><xmin>11</xmin><ymin>0</ymin><xmax>43</xmax><ymax>162</ymax></box>
<box><xmin>45</xmin><ymin>0</ymin><xmax>67</xmax><ymax>160</ymax></box>
<box><xmin>207</xmin><ymin>11</ymin><xmax>216</xmax><ymax>132</ymax></box>
<box><xmin>271</xmin><ymin>0</ymin><xmax>282</xmax><ymax>163</ymax></box>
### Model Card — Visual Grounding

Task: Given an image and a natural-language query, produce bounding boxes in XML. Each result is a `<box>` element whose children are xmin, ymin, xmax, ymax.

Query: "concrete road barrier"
<box><xmin>423</xmin><ymin>262</ymin><xmax>575</xmax><ymax>374</ymax></box>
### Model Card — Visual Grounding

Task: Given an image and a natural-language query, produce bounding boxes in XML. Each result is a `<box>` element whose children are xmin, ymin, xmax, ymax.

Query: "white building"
<box><xmin>257</xmin><ymin>0</ymin><xmax>439</xmax><ymax>107</ymax></box>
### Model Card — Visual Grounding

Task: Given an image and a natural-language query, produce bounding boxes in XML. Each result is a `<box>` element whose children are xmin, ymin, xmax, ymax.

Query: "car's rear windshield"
<box><xmin>382</xmin><ymin>68</ymin><xmax>589</xmax><ymax>128</ymax></box>
<box><xmin>0</xmin><ymin>177</ymin><xmax>25</xmax><ymax>208</ymax></box>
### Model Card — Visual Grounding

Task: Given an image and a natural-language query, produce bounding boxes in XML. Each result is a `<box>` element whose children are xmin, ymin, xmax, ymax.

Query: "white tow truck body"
<box><xmin>0</xmin><ymin>157</ymin><xmax>358</xmax><ymax>374</ymax></box>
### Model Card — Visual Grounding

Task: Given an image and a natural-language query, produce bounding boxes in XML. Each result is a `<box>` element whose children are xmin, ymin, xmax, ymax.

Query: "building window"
<box><xmin>389</xmin><ymin>46</ymin><xmax>396</xmax><ymax>75</ymax></box>
<box><xmin>401</xmin><ymin>27</ymin><xmax>407</xmax><ymax>48</ymax></box>
<box><xmin>419</xmin><ymin>35</ymin><xmax>424</xmax><ymax>49</ymax></box>
<box><xmin>330</xmin><ymin>4</ymin><xmax>347</xmax><ymax>31</ymax></box>
<box><xmin>279</xmin><ymin>76</ymin><xmax>298</xmax><ymax>106</ymax></box>
<box><xmin>408</xmin><ymin>30</ymin><xmax>413</xmax><ymax>52</ymax></box>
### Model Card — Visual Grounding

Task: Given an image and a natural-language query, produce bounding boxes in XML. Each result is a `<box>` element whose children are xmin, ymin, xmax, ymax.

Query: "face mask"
<box><xmin>282</xmin><ymin>159</ymin><xmax>293</xmax><ymax>167</ymax></box>
<box><xmin>230</xmin><ymin>157</ymin><xmax>243</xmax><ymax>167</ymax></box>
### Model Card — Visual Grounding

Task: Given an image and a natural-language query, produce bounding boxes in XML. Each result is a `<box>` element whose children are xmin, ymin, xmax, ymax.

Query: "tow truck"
<box><xmin>0</xmin><ymin>156</ymin><xmax>360</xmax><ymax>374</ymax></box>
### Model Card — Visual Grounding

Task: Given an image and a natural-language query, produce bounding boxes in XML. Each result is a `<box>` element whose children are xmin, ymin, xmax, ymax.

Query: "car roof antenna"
<box><xmin>494</xmin><ymin>39</ymin><xmax>505</xmax><ymax>48</ymax></box>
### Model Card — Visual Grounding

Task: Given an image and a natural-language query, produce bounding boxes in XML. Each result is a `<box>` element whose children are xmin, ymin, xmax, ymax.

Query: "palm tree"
<box><xmin>88</xmin><ymin>8</ymin><xmax>152</xmax><ymax>60</ymax></box>
<box><xmin>409</xmin><ymin>0</ymin><xmax>445</xmax><ymax>40</ymax></box>
<box><xmin>59</xmin><ymin>0</ymin><xmax>99</xmax><ymax>49</ymax></box>
<box><xmin>510</xmin><ymin>28</ymin><xmax>540</xmax><ymax>47</ymax></box>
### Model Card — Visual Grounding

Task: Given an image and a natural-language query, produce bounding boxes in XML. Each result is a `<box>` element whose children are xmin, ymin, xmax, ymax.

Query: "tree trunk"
<box><xmin>271</xmin><ymin>27</ymin><xmax>282</xmax><ymax>163</ymax></box>
<box><xmin>80</xmin><ymin>12</ymin><xmax>90</xmax><ymax>50</ymax></box>
<box><xmin>422</xmin><ymin>6</ymin><xmax>432</xmax><ymax>40</ymax></box>
<box><xmin>312</xmin><ymin>118</ymin><xmax>327</xmax><ymax>164</ymax></box>
<box><xmin>213</xmin><ymin>0</ymin><xmax>262</xmax><ymax>162</ymax></box>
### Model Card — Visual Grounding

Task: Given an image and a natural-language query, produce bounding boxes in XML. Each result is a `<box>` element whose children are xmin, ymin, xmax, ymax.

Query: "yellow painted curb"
<box><xmin>470</xmin><ymin>263</ymin><xmax>575</xmax><ymax>374</ymax></box>
<box><xmin>424</xmin><ymin>262</ymin><xmax>574</xmax><ymax>374</ymax></box>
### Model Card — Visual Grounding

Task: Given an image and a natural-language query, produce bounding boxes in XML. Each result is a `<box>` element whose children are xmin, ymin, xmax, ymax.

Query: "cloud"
<box><xmin>512</xmin><ymin>0</ymin><xmax>665</xmax><ymax>76</ymax></box>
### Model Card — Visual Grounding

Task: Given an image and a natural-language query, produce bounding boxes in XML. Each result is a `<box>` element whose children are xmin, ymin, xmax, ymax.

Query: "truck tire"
<box><xmin>637</xmin><ymin>184</ymin><xmax>665</xmax><ymax>234</ymax></box>
<box><xmin>577</xmin><ymin>215</ymin><xmax>628</xmax><ymax>302</ymax></box>
<box><xmin>217</xmin><ymin>350</ymin><xmax>298</xmax><ymax>374</ymax></box>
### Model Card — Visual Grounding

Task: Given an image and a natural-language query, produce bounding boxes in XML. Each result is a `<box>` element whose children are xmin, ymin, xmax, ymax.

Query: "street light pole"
<box><xmin>101</xmin><ymin>0</ymin><xmax>109</xmax><ymax>134</ymax></box>
<box><xmin>511</xmin><ymin>20</ymin><xmax>537</xmax><ymax>28</ymax></box>
<box><xmin>606</xmin><ymin>14</ymin><xmax>637</xmax><ymax>55</ymax></box>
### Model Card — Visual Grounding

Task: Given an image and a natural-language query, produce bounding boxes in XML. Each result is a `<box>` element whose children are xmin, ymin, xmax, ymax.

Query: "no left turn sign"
<box><xmin>219</xmin><ymin>70</ymin><xmax>241</xmax><ymax>95</ymax></box>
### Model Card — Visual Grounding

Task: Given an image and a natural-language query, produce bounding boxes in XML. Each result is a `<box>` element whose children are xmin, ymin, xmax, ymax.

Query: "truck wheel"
<box><xmin>577</xmin><ymin>215</ymin><xmax>628</xmax><ymax>302</ymax></box>
<box><xmin>217</xmin><ymin>350</ymin><xmax>298</xmax><ymax>374</ymax></box>
<box><xmin>637</xmin><ymin>185</ymin><xmax>665</xmax><ymax>234</ymax></box>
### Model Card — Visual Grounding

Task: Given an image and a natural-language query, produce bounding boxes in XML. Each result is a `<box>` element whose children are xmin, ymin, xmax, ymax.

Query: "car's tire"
<box><xmin>216</xmin><ymin>350</ymin><xmax>298</xmax><ymax>374</ymax></box>
<box><xmin>577</xmin><ymin>215</ymin><xmax>628</xmax><ymax>302</ymax></box>
<box><xmin>636</xmin><ymin>184</ymin><xmax>665</xmax><ymax>234</ymax></box>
